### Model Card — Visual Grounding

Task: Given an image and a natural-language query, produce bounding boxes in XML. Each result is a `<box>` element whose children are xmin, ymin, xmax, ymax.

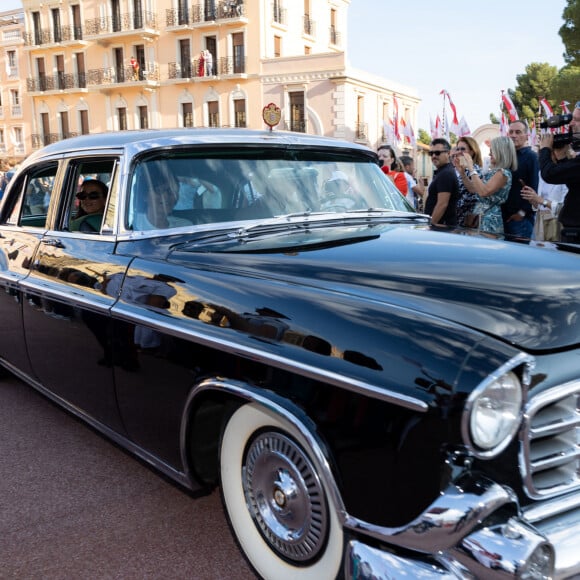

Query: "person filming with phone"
<box><xmin>537</xmin><ymin>102</ymin><xmax>580</xmax><ymax>242</ymax></box>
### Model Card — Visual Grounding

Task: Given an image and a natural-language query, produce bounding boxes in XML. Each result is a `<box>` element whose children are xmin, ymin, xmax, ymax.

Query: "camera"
<box><xmin>539</xmin><ymin>113</ymin><xmax>572</xmax><ymax>129</ymax></box>
<box><xmin>539</xmin><ymin>114</ymin><xmax>580</xmax><ymax>151</ymax></box>
<box><xmin>553</xmin><ymin>129</ymin><xmax>580</xmax><ymax>151</ymax></box>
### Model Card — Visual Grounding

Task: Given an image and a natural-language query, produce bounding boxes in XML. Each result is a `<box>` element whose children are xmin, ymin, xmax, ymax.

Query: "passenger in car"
<box><xmin>133</xmin><ymin>181</ymin><xmax>192</xmax><ymax>230</ymax></box>
<box><xmin>70</xmin><ymin>179</ymin><xmax>108</xmax><ymax>233</ymax></box>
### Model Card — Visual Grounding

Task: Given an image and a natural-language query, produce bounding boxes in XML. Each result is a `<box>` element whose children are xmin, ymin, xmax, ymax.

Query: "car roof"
<box><xmin>25</xmin><ymin>129</ymin><xmax>375</xmax><ymax>163</ymax></box>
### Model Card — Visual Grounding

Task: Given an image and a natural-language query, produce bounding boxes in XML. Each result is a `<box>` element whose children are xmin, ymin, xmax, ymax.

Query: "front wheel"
<box><xmin>220</xmin><ymin>403</ymin><xmax>343</xmax><ymax>580</ymax></box>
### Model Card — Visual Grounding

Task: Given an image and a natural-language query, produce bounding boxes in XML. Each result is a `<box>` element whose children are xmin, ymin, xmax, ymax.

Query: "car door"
<box><xmin>21</xmin><ymin>155</ymin><xmax>131</xmax><ymax>434</ymax></box>
<box><xmin>0</xmin><ymin>162</ymin><xmax>58</xmax><ymax>378</ymax></box>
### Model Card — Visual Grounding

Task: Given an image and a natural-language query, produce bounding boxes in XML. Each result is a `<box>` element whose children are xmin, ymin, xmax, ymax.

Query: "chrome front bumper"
<box><xmin>344</xmin><ymin>474</ymin><xmax>580</xmax><ymax>579</ymax></box>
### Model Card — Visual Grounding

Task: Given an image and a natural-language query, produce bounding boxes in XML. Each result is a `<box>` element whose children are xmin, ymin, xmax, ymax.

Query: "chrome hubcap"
<box><xmin>243</xmin><ymin>431</ymin><xmax>328</xmax><ymax>563</ymax></box>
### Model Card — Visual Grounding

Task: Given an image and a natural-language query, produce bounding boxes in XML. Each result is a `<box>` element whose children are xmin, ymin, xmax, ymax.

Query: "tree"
<box><xmin>560</xmin><ymin>0</ymin><xmax>580</xmax><ymax>67</ymax></box>
<box><xmin>508</xmin><ymin>62</ymin><xmax>558</xmax><ymax>121</ymax></box>
<box><xmin>551</xmin><ymin>66</ymin><xmax>580</xmax><ymax>108</ymax></box>
<box><xmin>417</xmin><ymin>128</ymin><xmax>431</xmax><ymax>146</ymax></box>
<box><xmin>553</xmin><ymin>0</ymin><xmax>580</xmax><ymax>107</ymax></box>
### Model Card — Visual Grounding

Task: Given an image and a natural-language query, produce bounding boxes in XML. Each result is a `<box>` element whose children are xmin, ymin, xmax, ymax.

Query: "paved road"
<box><xmin>0</xmin><ymin>375</ymin><xmax>257</xmax><ymax>579</ymax></box>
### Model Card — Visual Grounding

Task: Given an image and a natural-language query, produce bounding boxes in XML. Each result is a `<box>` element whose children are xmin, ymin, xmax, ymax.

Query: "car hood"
<box><xmin>168</xmin><ymin>223</ymin><xmax>580</xmax><ymax>352</ymax></box>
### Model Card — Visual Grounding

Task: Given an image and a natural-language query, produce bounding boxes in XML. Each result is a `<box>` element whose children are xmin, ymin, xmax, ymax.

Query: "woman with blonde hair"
<box><xmin>455</xmin><ymin>136</ymin><xmax>517</xmax><ymax>234</ymax></box>
<box><xmin>454</xmin><ymin>136</ymin><xmax>484</xmax><ymax>227</ymax></box>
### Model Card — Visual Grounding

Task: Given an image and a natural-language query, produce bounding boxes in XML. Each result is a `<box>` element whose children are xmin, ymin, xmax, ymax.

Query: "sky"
<box><xmin>2</xmin><ymin>0</ymin><xmax>569</xmax><ymax>133</ymax></box>
<box><xmin>347</xmin><ymin>0</ymin><xmax>569</xmax><ymax>133</ymax></box>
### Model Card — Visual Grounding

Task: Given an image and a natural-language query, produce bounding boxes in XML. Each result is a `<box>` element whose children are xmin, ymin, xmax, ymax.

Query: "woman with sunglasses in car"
<box><xmin>453</xmin><ymin>136</ymin><xmax>483</xmax><ymax>227</ymax></box>
<box><xmin>71</xmin><ymin>179</ymin><xmax>108</xmax><ymax>233</ymax></box>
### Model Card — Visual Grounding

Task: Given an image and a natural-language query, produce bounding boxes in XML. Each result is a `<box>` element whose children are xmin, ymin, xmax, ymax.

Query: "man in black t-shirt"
<box><xmin>424</xmin><ymin>138</ymin><xmax>459</xmax><ymax>226</ymax></box>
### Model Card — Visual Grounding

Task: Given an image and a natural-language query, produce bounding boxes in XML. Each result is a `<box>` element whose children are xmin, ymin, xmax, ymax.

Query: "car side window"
<box><xmin>1</xmin><ymin>162</ymin><xmax>59</xmax><ymax>229</ymax></box>
<box><xmin>59</xmin><ymin>157</ymin><xmax>118</xmax><ymax>234</ymax></box>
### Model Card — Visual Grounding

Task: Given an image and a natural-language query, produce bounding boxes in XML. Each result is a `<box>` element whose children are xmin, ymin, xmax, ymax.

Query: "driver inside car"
<box><xmin>319</xmin><ymin>170</ymin><xmax>367</xmax><ymax>212</ymax></box>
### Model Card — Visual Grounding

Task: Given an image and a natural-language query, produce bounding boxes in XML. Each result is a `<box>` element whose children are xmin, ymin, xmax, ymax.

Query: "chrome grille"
<box><xmin>520</xmin><ymin>381</ymin><xmax>580</xmax><ymax>499</ymax></box>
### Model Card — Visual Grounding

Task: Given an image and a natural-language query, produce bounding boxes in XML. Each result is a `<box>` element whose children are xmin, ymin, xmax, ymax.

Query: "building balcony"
<box><xmin>27</xmin><ymin>73</ymin><xmax>88</xmax><ymax>93</ymax></box>
<box><xmin>31</xmin><ymin>132</ymin><xmax>80</xmax><ymax>149</ymax></box>
<box><xmin>355</xmin><ymin>122</ymin><xmax>368</xmax><ymax>141</ymax></box>
<box><xmin>284</xmin><ymin>120</ymin><xmax>306</xmax><ymax>133</ymax></box>
<box><xmin>24</xmin><ymin>25</ymin><xmax>85</xmax><ymax>48</ymax></box>
<box><xmin>329</xmin><ymin>26</ymin><xmax>341</xmax><ymax>46</ymax></box>
<box><xmin>86</xmin><ymin>64</ymin><xmax>160</xmax><ymax>89</ymax></box>
<box><xmin>166</xmin><ymin>1</ymin><xmax>246</xmax><ymax>29</ymax></box>
<box><xmin>84</xmin><ymin>11</ymin><xmax>159</xmax><ymax>43</ymax></box>
<box><xmin>303</xmin><ymin>14</ymin><xmax>316</xmax><ymax>37</ymax></box>
<box><xmin>271</xmin><ymin>4</ymin><xmax>287</xmax><ymax>26</ymax></box>
<box><xmin>168</xmin><ymin>56</ymin><xmax>245</xmax><ymax>80</ymax></box>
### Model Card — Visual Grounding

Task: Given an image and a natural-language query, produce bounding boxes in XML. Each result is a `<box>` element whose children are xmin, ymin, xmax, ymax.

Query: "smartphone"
<box><xmin>519</xmin><ymin>179</ymin><xmax>526</xmax><ymax>187</ymax></box>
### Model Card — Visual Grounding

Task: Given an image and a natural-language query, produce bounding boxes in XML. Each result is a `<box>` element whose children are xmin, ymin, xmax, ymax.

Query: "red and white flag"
<box><xmin>440</xmin><ymin>89</ymin><xmax>460</xmax><ymax>135</ymax></box>
<box><xmin>458</xmin><ymin>116</ymin><xmax>471</xmax><ymax>137</ymax></box>
<box><xmin>501</xmin><ymin>91</ymin><xmax>519</xmax><ymax>121</ymax></box>
<box><xmin>561</xmin><ymin>100</ymin><xmax>571</xmax><ymax>114</ymax></box>
<box><xmin>392</xmin><ymin>95</ymin><xmax>401</xmax><ymax>142</ymax></box>
<box><xmin>539</xmin><ymin>98</ymin><xmax>554</xmax><ymax>119</ymax></box>
<box><xmin>500</xmin><ymin>112</ymin><xmax>509</xmax><ymax>136</ymax></box>
<box><xmin>401</xmin><ymin>118</ymin><xmax>416</xmax><ymax>148</ymax></box>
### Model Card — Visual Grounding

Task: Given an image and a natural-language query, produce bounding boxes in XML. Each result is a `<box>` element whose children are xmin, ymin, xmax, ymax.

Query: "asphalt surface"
<box><xmin>0</xmin><ymin>374</ymin><xmax>257</xmax><ymax>579</ymax></box>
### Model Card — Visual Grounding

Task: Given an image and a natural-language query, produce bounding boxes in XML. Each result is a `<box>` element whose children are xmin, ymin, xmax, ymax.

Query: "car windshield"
<box><xmin>126</xmin><ymin>147</ymin><xmax>414</xmax><ymax>231</ymax></box>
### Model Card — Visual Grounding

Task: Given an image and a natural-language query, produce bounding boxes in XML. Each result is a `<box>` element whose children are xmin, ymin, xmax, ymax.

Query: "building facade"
<box><xmin>2</xmin><ymin>0</ymin><xmax>420</xmax><ymax>161</ymax></box>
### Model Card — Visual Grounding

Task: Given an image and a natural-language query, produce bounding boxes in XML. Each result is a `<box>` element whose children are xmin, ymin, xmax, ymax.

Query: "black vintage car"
<box><xmin>0</xmin><ymin>129</ymin><xmax>578</xmax><ymax>579</ymax></box>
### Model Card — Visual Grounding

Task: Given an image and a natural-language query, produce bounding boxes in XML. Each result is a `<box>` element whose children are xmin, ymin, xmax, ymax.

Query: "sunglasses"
<box><xmin>429</xmin><ymin>150</ymin><xmax>448</xmax><ymax>156</ymax></box>
<box><xmin>456</xmin><ymin>146</ymin><xmax>468</xmax><ymax>152</ymax></box>
<box><xmin>77</xmin><ymin>191</ymin><xmax>103</xmax><ymax>200</ymax></box>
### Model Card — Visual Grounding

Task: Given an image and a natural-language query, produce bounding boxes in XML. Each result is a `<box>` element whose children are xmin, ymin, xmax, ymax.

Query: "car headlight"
<box><xmin>464</xmin><ymin>371</ymin><xmax>523</xmax><ymax>457</ymax></box>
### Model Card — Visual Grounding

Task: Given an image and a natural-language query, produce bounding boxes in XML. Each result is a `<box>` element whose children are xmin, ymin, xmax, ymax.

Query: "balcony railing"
<box><xmin>329</xmin><ymin>26</ymin><xmax>341</xmax><ymax>45</ymax></box>
<box><xmin>24</xmin><ymin>25</ymin><xmax>83</xmax><ymax>46</ymax></box>
<box><xmin>168</xmin><ymin>56</ymin><xmax>245</xmax><ymax>79</ymax></box>
<box><xmin>355</xmin><ymin>122</ymin><xmax>368</xmax><ymax>140</ymax></box>
<box><xmin>285</xmin><ymin>120</ymin><xmax>306</xmax><ymax>133</ymax></box>
<box><xmin>27</xmin><ymin>72</ymin><xmax>87</xmax><ymax>92</ymax></box>
<box><xmin>87</xmin><ymin>64</ymin><xmax>160</xmax><ymax>86</ymax></box>
<box><xmin>272</xmin><ymin>3</ymin><xmax>287</xmax><ymax>25</ymax></box>
<box><xmin>303</xmin><ymin>14</ymin><xmax>315</xmax><ymax>36</ymax></box>
<box><xmin>166</xmin><ymin>1</ymin><xmax>245</xmax><ymax>26</ymax></box>
<box><xmin>85</xmin><ymin>11</ymin><xmax>158</xmax><ymax>36</ymax></box>
<box><xmin>218</xmin><ymin>55</ymin><xmax>246</xmax><ymax>75</ymax></box>
<box><xmin>31</xmin><ymin>132</ymin><xmax>80</xmax><ymax>149</ymax></box>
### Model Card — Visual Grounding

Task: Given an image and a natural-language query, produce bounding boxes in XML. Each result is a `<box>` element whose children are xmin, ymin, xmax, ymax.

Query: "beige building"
<box><xmin>2</xmin><ymin>0</ymin><xmax>420</xmax><ymax>161</ymax></box>
<box><xmin>0</xmin><ymin>9</ymin><xmax>28</xmax><ymax>160</ymax></box>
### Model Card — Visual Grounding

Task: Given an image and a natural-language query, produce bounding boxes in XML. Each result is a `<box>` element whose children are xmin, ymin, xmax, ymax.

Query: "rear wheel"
<box><xmin>219</xmin><ymin>403</ymin><xmax>343</xmax><ymax>580</ymax></box>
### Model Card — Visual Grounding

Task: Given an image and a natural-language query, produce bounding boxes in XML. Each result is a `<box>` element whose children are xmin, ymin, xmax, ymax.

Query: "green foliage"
<box><xmin>560</xmin><ymin>0</ymin><xmax>580</xmax><ymax>66</ymax></box>
<box><xmin>509</xmin><ymin>63</ymin><xmax>559</xmax><ymax>121</ymax></box>
<box><xmin>551</xmin><ymin>65</ymin><xmax>580</xmax><ymax>107</ymax></box>
<box><xmin>417</xmin><ymin>128</ymin><xmax>431</xmax><ymax>146</ymax></box>
<box><xmin>491</xmin><ymin>1</ymin><xmax>579</xmax><ymax>123</ymax></box>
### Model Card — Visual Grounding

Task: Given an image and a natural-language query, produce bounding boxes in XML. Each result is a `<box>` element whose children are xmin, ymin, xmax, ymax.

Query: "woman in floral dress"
<box><xmin>454</xmin><ymin>136</ymin><xmax>517</xmax><ymax>234</ymax></box>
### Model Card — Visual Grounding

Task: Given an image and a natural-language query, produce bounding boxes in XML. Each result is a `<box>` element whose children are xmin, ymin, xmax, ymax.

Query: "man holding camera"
<box><xmin>539</xmin><ymin>102</ymin><xmax>580</xmax><ymax>242</ymax></box>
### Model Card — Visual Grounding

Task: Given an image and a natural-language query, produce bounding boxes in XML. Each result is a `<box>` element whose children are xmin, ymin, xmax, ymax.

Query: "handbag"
<box><xmin>534</xmin><ymin>208</ymin><xmax>562</xmax><ymax>242</ymax></box>
<box><xmin>464</xmin><ymin>213</ymin><xmax>480</xmax><ymax>229</ymax></box>
<box><xmin>464</xmin><ymin>198</ymin><xmax>502</xmax><ymax>230</ymax></box>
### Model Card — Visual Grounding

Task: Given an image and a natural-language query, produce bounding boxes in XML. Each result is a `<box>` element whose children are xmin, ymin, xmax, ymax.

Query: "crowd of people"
<box><xmin>380</xmin><ymin>101</ymin><xmax>580</xmax><ymax>242</ymax></box>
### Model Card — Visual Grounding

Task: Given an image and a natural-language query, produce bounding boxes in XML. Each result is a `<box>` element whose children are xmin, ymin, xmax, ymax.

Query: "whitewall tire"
<box><xmin>220</xmin><ymin>403</ymin><xmax>343</xmax><ymax>580</ymax></box>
